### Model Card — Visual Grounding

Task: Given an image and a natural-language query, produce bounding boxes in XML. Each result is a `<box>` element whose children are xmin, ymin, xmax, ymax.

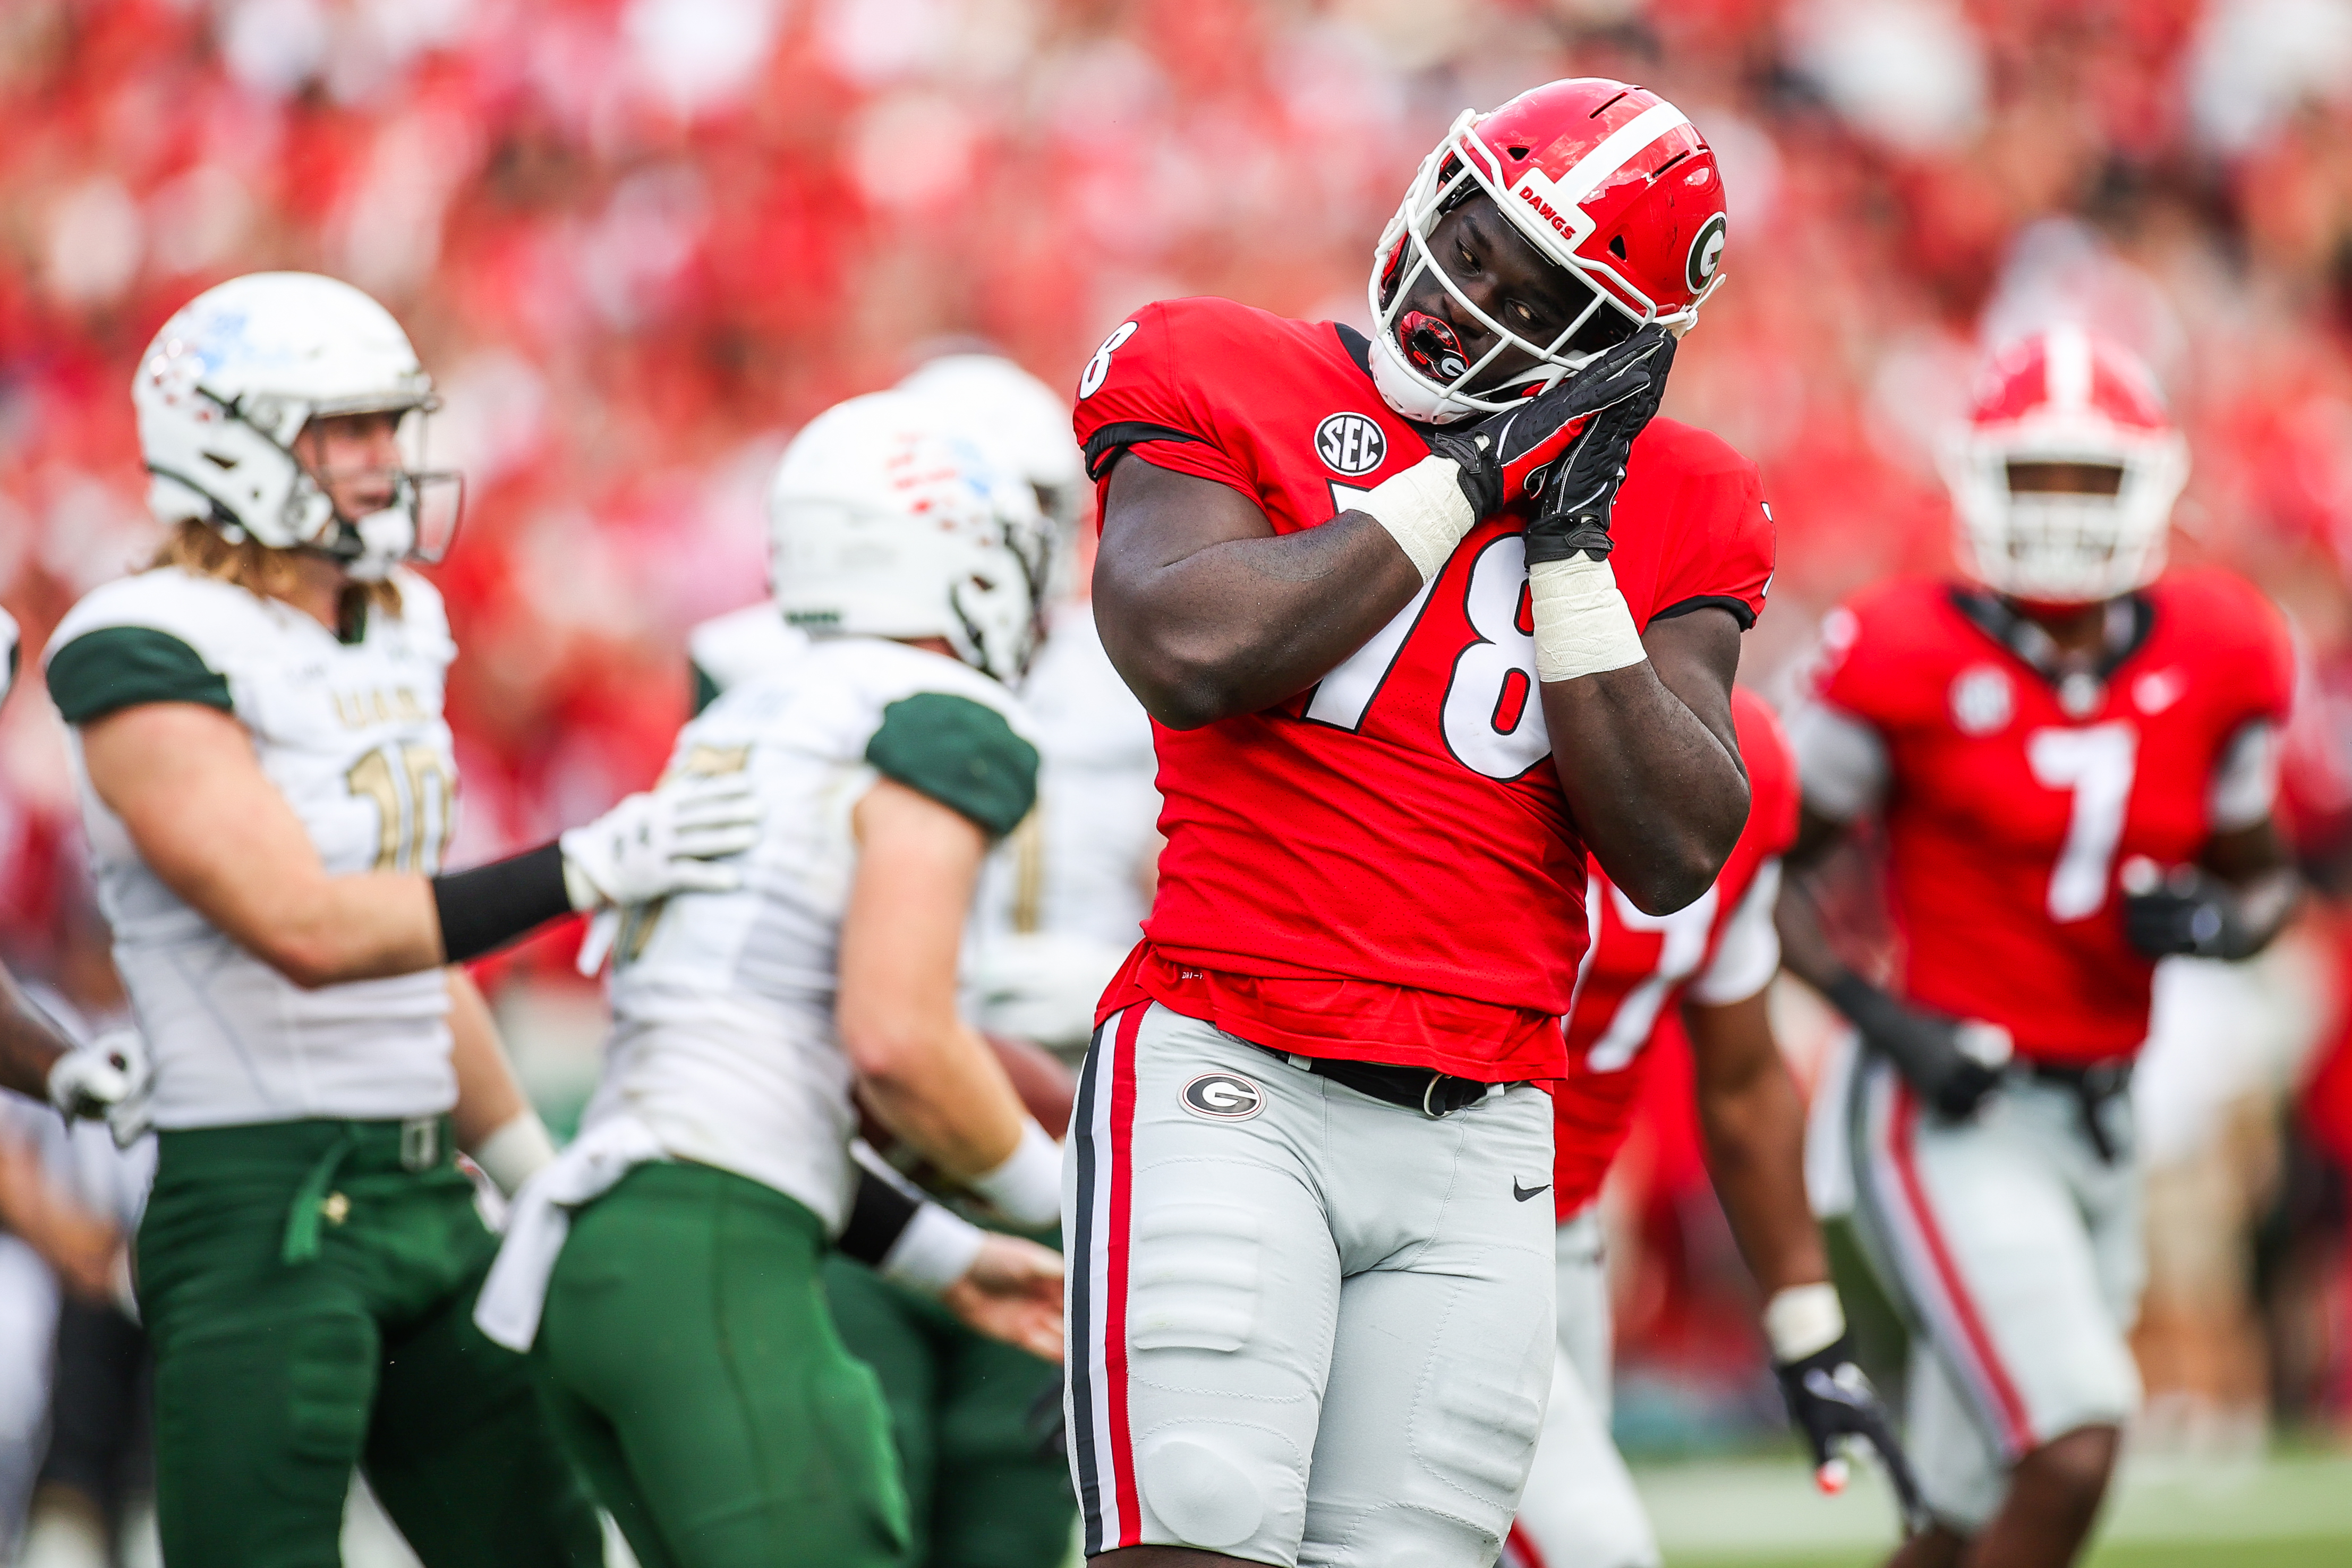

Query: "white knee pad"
<box><xmin>1137</xmin><ymin>1431</ymin><xmax>1271</xmax><ymax>1550</ymax></box>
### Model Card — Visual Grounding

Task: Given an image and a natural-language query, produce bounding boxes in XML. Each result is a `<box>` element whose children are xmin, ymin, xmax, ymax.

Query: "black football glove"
<box><xmin>2120</xmin><ymin>859</ymin><xmax>2257</xmax><ymax>960</ymax></box>
<box><xmin>1775</xmin><ymin>1336</ymin><xmax>1931</xmax><ymax>1537</ymax></box>
<box><xmin>1825</xmin><ymin>973</ymin><xmax>2012</xmax><ymax>1121</ymax></box>
<box><xmin>1521</xmin><ymin>331</ymin><xmax>1676</xmax><ymax>565</ymax></box>
<box><xmin>1426</xmin><ymin>326</ymin><xmax>1675</xmax><ymax>520</ymax></box>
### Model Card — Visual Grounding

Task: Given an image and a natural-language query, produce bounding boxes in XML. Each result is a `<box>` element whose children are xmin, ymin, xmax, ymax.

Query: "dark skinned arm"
<box><xmin>1774</xmin><ymin>804</ymin><xmax>1857</xmax><ymax>995</ymax></box>
<box><xmin>1686</xmin><ymin>986</ymin><xmax>1830</xmax><ymax>1299</ymax></box>
<box><xmin>1091</xmin><ymin>453</ymin><xmax>1423</xmax><ymax>730</ymax></box>
<box><xmin>0</xmin><ymin>962</ymin><xmax>72</xmax><ymax>1104</ymax></box>
<box><xmin>1541</xmin><ymin>609</ymin><xmax>1746</xmax><ymax>915</ymax></box>
<box><xmin>2197</xmin><ymin>817</ymin><xmax>2299</xmax><ymax>951</ymax></box>
<box><xmin>1094</xmin><ymin>452</ymin><xmax>1749</xmax><ymax>914</ymax></box>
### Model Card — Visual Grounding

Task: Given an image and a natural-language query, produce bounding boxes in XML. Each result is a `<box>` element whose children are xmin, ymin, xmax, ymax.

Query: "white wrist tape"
<box><xmin>881</xmin><ymin>1203</ymin><xmax>988</xmax><ymax>1296</ymax></box>
<box><xmin>1353</xmin><ymin>455</ymin><xmax>1477</xmax><ymax>584</ymax></box>
<box><xmin>1763</xmin><ymin>1282</ymin><xmax>1847</xmax><ymax>1363</ymax></box>
<box><xmin>560</xmin><ymin>858</ymin><xmax>599</xmax><ymax>913</ymax></box>
<box><xmin>966</xmin><ymin>1119</ymin><xmax>1063</xmax><ymax>1229</ymax></box>
<box><xmin>1528</xmin><ymin>554</ymin><xmax>1646</xmax><ymax>683</ymax></box>
<box><xmin>472</xmin><ymin>1112</ymin><xmax>558</xmax><ymax>1199</ymax></box>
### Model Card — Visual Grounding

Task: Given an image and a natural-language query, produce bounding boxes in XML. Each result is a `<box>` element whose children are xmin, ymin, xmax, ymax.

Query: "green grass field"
<box><xmin>1642</xmin><ymin>1446</ymin><xmax>2352</xmax><ymax>1567</ymax></box>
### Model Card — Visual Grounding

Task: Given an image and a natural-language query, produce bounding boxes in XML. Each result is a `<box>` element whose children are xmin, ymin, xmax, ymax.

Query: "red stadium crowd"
<box><xmin>5</xmin><ymin>0</ymin><xmax>2352</xmax><ymax>1439</ymax></box>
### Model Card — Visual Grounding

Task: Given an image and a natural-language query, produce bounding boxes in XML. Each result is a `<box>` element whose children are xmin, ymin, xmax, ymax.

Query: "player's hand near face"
<box><xmin>1427</xmin><ymin>326</ymin><xmax>1674</xmax><ymax>522</ymax></box>
<box><xmin>940</xmin><ymin>1233</ymin><xmax>1066</xmax><ymax>1363</ymax></box>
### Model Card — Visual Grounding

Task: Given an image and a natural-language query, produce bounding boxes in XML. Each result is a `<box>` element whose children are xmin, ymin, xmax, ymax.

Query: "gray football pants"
<box><xmin>1064</xmin><ymin>1000</ymin><xmax>1557</xmax><ymax>1567</ymax></box>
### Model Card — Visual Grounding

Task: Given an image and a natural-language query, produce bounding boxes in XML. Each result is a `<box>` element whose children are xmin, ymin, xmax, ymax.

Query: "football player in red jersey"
<box><xmin>1066</xmin><ymin>79</ymin><xmax>1775</xmax><ymax>1567</ymax></box>
<box><xmin>1506</xmin><ymin>689</ymin><xmax>1918</xmax><ymax>1568</ymax></box>
<box><xmin>1779</xmin><ymin>327</ymin><xmax>2299</xmax><ymax>1568</ymax></box>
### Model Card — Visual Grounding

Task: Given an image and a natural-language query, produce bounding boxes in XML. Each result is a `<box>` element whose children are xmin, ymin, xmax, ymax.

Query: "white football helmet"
<box><xmin>133</xmin><ymin>272</ymin><xmax>459</xmax><ymax>581</ymax></box>
<box><xmin>897</xmin><ymin>352</ymin><xmax>1086</xmax><ymax>529</ymax></box>
<box><xmin>1942</xmin><ymin>325</ymin><xmax>2189</xmax><ymax>604</ymax></box>
<box><xmin>768</xmin><ymin>390</ymin><xmax>1054</xmax><ymax>683</ymax></box>
<box><xmin>0</xmin><ymin>604</ymin><xmax>16</xmax><ymax>706</ymax></box>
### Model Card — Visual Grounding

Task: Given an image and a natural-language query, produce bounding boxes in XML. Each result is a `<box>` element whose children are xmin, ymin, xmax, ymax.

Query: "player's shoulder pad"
<box><xmin>1729</xmin><ymin>685</ymin><xmax>1802</xmax><ymax>855</ymax></box>
<box><xmin>1635</xmin><ymin>416</ymin><xmax>1760</xmax><ymax>487</ymax></box>
<box><xmin>1805</xmin><ymin>577</ymin><xmax>1965</xmax><ymax>720</ymax></box>
<box><xmin>1075</xmin><ymin>296</ymin><xmax>1298</xmax><ymax>482</ymax></box>
<box><xmin>687</xmin><ymin>602</ymin><xmax>807</xmax><ymax>709</ymax></box>
<box><xmin>850</xmin><ymin>642</ymin><xmax>1039</xmax><ymax>838</ymax></box>
<box><xmin>382</xmin><ymin>568</ymin><xmax>456</xmax><ymax>664</ymax></box>
<box><xmin>2149</xmin><ymin>567</ymin><xmax>2295</xmax><ymax>711</ymax></box>
<box><xmin>45</xmin><ymin>569</ymin><xmax>270</xmax><ymax>725</ymax></box>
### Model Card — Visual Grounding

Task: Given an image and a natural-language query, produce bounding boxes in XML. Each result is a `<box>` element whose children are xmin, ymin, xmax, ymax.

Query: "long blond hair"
<box><xmin>151</xmin><ymin>519</ymin><xmax>403</xmax><ymax>618</ymax></box>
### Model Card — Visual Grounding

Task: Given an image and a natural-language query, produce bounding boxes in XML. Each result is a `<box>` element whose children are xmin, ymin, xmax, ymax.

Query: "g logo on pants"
<box><xmin>1181</xmin><ymin>1073</ymin><xmax>1265</xmax><ymax>1121</ymax></box>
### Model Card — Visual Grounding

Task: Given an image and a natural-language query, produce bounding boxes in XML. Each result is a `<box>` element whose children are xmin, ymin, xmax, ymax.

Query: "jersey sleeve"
<box><xmin>1647</xmin><ymin>442</ymin><xmax>1775</xmax><ymax>631</ymax></box>
<box><xmin>866</xmin><ymin>693</ymin><xmax>1041</xmax><ymax>839</ymax></box>
<box><xmin>1071</xmin><ymin>302</ymin><xmax>1259</xmax><ymax>502</ymax></box>
<box><xmin>46</xmin><ymin>625</ymin><xmax>233</xmax><ymax>725</ymax></box>
<box><xmin>1688</xmin><ymin>859</ymin><xmax>1782</xmax><ymax>1008</ymax></box>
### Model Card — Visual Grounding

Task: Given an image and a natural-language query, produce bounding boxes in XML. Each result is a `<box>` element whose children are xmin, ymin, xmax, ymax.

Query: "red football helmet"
<box><xmin>1943</xmin><ymin>326</ymin><xmax>2189</xmax><ymax>604</ymax></box>
<box><xmin>1368</xmin><ymin>78</ymin><xmax>1729</xmax><ymax>424</ymax></box>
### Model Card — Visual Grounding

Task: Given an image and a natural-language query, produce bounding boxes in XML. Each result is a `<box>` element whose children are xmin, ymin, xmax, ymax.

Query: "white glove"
<box><xmin>47</xmin><ymin>1029</ymin><xmax>154</xmax><ymax>1148</ymax></box>
<box><xmin>559</xmin><ymin>773</ymin><xmax>761</xmax><ymax>911</ymax></box>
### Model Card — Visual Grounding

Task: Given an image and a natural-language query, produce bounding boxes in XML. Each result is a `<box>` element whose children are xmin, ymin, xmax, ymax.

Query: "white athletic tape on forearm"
<box><xmin>1528</xmin><ymin>554</ymin><xmax>1646</xmax><ymax>683</ymax></box>
<box><xmin>1354</xmin><ymin>455</ymin><xmax>1476</xmax><ymax>584</ymax></box>
<box><xmin>965</xmin><ymin>1118</ymin><xmax>1063</xmax><ymax>1229</ymax></box>
<box><xmin>1764</xmin><ymin>1282</ymin><xmax>1847</xmax><ymax>1363</ymax></box>
<box><xmin>473</xmin><ymin>1111</ymin><xmax>558</xmax><ymax>1199</ymax></box>
<box><xmin>881</xmin><ymin>1203</ymin><xmax>988</xmax><ymax>1296</ymax></box>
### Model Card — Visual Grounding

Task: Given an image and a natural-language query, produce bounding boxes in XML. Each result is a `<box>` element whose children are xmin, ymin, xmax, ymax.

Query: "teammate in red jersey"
<box><xmin>1065</xmin><ymin>78</ymin><xmax>1774</xmax><ymax>1567</ymax></box>
<box><xmin>1507</xmin><ymin>689</ymin><xmax>1917</xmax><ymax>1568</ymax></box>
<box><xmin>1779</xmin><ymin>327</ymin><xmax>2299</xmax><ymax>1568</ymax></box>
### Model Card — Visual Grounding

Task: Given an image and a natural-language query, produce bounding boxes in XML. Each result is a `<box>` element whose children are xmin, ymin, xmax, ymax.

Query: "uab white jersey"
<box><xmin>686</xmin><ymin>600</ymin><xmax>807</xmax><ymax>712</ymax></box>
<box><xmin>48</xmin><ymin>567</ymin><xmax>459</xmax><ymax>1130</ymax></box>
<box><xmin>593</xmin><ymin>636</ymin><xmax>1038</xmax><ymax>1233</ymax></box>
<box><xmin>969</xmin><ymin>605</ymin><xmax>1161</xmax><ymax>1052</ymax></box>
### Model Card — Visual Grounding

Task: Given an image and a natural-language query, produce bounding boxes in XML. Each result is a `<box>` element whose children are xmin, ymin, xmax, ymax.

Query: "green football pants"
<box><xmin>137</xmin><ymin>1118</ymin><xmax>603</xmax><ymax>1568</ymax></box>
<box><xmin>824</xmin><ymin>1252</ymin><xmax>1075</xmax><ymax>1568</ymax></box>
<box><xmin>533</xmin><ymin>1160</ymin><xmax>910</xmax><ymax>1568</ymax></box>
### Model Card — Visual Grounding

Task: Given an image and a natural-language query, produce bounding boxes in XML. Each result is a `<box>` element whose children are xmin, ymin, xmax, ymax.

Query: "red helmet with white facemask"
<box><xmin>1943</xmin><ymin>326</ymin><xmax>2190</xmax><ymax>605</ymax></box>
<box><xmin>1368</xmin><ymin>78</ymin><xmax>1729</xmax><ymax>424</ymax></box>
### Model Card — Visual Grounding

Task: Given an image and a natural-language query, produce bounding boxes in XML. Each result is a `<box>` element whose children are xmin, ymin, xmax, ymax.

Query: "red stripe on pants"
<box><xmin>1104</xmin><ymin>1003</ymin><xmax>1147</xmax><ymax>1545</ymax></box>
<box><xmin>1887</xmin><ymin>1079</ymin><xmax>2034</xmax><ymax>1453</ymax></box>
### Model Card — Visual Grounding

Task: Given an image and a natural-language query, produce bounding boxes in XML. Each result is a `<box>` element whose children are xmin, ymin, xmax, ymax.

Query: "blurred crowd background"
<box><xmin>5</xmin><ymin>0</ymin><xmax>2352</xmax><ymax>1509</ymax></box>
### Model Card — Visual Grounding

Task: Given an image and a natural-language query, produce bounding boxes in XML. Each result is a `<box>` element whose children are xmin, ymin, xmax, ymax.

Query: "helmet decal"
<box><xmin>1686</xmin><ymin>212</ymin><xmax>1728</xmax><ymax>294</ymax></box>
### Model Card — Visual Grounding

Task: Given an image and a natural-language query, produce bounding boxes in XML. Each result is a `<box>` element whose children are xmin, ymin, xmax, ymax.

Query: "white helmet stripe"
<box><xmin>2043</xmin><ymin>323</ymin><xmax>2093</xmax><ymax>412</ymax></box>
<box><xmin>1536</xmin><ymin>100</ymin><xmax>1693</xmax><ymax>210</ymax></box>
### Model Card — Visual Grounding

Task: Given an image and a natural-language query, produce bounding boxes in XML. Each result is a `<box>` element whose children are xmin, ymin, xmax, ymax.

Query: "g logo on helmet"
<box><xmin>1315</xmin><ymin>412</ymin><xmax>1387</xmax><ymax>477</ymax></box>
<box><xmin>1685</xmin><ymin>212</ymin><xmax>1728</xmax><ymax>294</ymax></box>
<box><xmin>1181</xmin><ymin>1072</ymin><xmax>1266</xmax><ymax>1121</ymax></box>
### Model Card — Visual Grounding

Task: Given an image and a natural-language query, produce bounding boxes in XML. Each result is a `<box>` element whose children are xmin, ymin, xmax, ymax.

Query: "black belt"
<box><xmin>2025</xmin><ymin>1060</ymin><xmax>2134</xmax><ymax>1163</ymax></box>
<box><xmin>1255</xmin><ymin>1045</ymin><xmax>1511</xmax><ymax>1118</ymax></box>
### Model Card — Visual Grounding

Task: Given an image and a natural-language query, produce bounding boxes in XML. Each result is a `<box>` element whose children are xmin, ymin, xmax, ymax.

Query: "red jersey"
<box><xmin>1549</xmin><ymin>688</ymin><xmax>1801</xmax><ymax>1216</ymax></box>
<box><xmin>1079</xmin><ymin>297</ymin><xmax>1775</xmax><ymax>1080</ymax></box>
<box><xmin>1806</xmin><ymin>572</ymin><xmax>2294</xmax><ymax>1064</ymax></box>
